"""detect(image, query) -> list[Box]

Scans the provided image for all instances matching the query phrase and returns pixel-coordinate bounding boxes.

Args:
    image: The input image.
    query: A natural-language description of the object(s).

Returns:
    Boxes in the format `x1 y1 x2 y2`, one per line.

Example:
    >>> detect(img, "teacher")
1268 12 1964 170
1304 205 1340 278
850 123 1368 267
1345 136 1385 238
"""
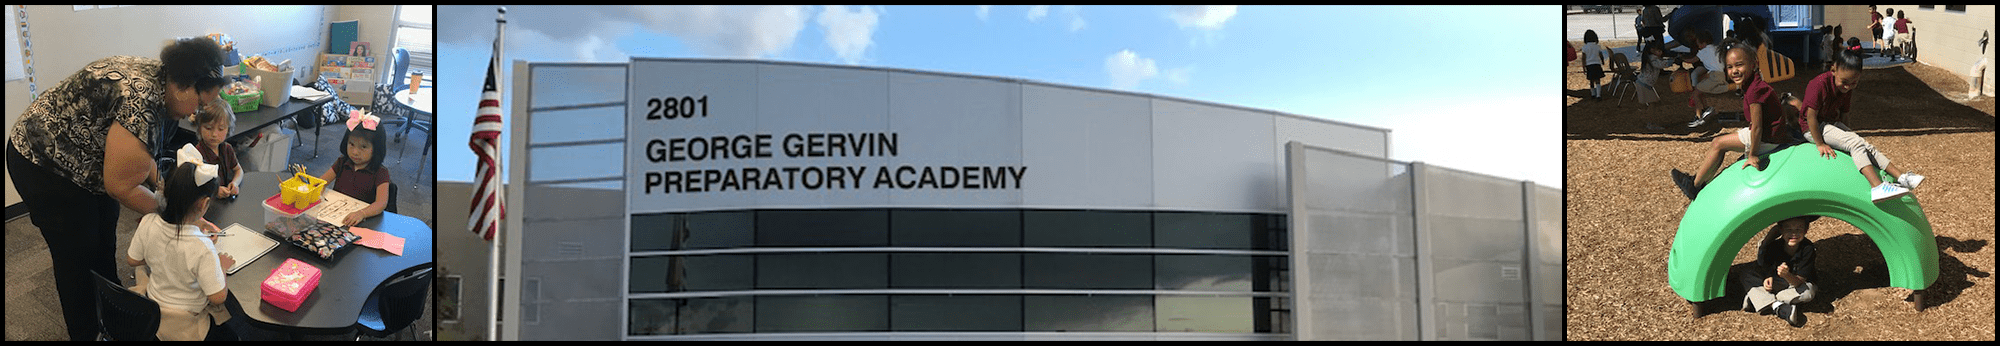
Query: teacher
5 37 228 340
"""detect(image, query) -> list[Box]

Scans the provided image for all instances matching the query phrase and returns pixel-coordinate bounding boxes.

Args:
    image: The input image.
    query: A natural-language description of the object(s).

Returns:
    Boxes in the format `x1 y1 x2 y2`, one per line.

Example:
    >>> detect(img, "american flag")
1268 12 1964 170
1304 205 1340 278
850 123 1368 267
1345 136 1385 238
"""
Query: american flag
469 37 505 241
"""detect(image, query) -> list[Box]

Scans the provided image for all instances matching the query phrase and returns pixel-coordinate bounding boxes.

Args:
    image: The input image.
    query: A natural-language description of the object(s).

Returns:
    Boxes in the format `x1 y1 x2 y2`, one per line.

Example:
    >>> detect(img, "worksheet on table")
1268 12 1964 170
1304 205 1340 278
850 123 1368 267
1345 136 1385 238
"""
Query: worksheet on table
305 190 369 226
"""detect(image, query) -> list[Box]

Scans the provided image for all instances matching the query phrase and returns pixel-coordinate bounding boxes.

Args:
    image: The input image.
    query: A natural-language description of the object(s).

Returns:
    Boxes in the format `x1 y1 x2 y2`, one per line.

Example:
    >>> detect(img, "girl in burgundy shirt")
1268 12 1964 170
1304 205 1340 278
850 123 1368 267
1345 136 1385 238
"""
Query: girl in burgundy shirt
317 112 392 225
1673 38 1801 200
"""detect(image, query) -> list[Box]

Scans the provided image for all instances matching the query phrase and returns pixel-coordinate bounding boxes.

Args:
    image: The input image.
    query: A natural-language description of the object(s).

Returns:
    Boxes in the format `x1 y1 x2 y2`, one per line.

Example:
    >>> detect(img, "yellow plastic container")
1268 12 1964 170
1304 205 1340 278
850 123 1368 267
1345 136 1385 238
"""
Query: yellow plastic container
279 172 325 209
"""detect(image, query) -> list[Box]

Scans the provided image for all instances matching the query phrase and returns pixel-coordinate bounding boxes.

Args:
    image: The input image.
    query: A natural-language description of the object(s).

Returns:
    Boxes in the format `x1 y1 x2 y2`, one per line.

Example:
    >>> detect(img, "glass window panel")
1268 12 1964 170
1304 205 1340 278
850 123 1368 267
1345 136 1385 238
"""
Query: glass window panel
1154 212 1258 250
1156 296 1253 333
890 253 1021 289
757 253 887 289
757 209 888 247
891 209 1021 247
1023 254 1151 289
682 211 755 250
630 255 752 293
1155 254 1254 292
630 213 673 252
891 295 1023 332
755 295 888 332
528 143 623 183
1023 210 1150 247
1024 295 1154 332
677 296 754 334
628 299 677 336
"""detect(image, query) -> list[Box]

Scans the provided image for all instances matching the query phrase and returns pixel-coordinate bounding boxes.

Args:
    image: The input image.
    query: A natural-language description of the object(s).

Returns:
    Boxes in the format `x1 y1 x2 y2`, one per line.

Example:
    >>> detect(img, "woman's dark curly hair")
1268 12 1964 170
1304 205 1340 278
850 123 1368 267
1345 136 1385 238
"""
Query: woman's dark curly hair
159 37 229 92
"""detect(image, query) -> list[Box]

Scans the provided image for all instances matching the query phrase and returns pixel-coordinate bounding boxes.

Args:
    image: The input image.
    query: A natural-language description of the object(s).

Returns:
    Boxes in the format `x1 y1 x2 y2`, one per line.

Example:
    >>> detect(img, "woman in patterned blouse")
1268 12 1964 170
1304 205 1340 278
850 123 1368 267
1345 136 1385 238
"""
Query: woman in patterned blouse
5 37 229 340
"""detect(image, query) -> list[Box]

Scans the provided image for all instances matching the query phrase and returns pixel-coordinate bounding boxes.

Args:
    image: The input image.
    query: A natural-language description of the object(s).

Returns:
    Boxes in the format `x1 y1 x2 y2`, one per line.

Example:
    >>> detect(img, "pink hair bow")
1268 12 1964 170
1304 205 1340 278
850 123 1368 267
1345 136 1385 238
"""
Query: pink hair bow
346 110 379 131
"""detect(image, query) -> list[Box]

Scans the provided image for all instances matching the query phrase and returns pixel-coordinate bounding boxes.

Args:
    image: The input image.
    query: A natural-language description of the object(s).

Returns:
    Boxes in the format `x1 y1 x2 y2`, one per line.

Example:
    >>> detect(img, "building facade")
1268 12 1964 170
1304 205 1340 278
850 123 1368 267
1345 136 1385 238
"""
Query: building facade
479 58 1558 340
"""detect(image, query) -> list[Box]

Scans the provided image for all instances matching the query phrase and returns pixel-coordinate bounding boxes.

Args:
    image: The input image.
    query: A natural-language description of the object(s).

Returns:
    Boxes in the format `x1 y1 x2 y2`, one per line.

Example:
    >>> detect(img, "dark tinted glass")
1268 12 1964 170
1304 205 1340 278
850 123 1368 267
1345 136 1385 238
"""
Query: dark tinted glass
631 211 755 251
630 255 753 293
757 209 888 247
1023 253 1152 289
755 295 888 332
677 296 754 334
890 295 1024 332
630 213 675 252
1155 254 1256 292
1154 212 1275 250
1023 295 1154 332
890 253 1021 288
891 209 1021 246
1023 210 1150 247
756 253 888 289
628 299 677 336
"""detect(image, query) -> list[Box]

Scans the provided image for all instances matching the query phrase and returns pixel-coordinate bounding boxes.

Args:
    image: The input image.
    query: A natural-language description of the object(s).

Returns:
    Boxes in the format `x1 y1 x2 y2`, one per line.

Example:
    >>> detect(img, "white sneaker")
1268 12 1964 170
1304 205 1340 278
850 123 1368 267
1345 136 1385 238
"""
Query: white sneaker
1871 183 1911 202
1897 172 1925 190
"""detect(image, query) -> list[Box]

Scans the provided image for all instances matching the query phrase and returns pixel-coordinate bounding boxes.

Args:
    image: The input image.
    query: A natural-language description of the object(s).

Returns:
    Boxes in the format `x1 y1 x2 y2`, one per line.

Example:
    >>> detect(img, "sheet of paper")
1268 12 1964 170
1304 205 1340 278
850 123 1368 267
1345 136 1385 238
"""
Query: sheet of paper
213 223 279 274
346 226 405 256
305 189 369 226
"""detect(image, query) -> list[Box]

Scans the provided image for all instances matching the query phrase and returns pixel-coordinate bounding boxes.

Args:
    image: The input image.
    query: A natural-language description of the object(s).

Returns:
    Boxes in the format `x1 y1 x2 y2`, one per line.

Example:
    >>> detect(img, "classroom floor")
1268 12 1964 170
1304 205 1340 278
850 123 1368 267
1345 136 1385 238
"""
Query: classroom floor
5 114 435 341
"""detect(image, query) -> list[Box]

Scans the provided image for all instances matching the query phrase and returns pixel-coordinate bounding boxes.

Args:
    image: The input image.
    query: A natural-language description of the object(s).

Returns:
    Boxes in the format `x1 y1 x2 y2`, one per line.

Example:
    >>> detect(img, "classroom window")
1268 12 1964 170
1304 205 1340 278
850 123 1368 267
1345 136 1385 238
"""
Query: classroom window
392 5 433 76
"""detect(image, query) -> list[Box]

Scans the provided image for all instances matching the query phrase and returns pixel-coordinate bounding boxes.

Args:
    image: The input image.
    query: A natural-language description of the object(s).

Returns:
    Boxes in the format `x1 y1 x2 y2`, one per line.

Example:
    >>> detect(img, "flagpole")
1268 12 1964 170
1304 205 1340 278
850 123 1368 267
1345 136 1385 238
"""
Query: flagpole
488 5 507 342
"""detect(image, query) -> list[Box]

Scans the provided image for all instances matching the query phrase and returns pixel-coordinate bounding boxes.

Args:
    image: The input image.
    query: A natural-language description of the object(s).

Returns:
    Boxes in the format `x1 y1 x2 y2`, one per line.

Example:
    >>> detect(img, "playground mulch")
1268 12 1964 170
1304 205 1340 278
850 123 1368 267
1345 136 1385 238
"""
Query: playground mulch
1565 40 1996 340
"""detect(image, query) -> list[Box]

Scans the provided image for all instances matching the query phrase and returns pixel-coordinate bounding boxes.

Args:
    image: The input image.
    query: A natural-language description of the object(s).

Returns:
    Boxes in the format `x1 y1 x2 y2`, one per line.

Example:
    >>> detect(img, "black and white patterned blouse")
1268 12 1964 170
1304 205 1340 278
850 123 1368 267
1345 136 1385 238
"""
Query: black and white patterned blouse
8 56 167 195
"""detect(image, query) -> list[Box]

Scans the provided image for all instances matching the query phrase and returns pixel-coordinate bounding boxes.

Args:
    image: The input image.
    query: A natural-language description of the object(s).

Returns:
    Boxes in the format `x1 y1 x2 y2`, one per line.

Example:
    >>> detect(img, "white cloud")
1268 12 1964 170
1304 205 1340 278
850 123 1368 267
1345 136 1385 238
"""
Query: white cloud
1105 49 1159 90
497 5 809 61
1169 5 1237 30
1163 66 1193 87
1062 6 1086 32
1169 5 1236 46
975 5 991 22
1026 5 1049 22
817 5 881 65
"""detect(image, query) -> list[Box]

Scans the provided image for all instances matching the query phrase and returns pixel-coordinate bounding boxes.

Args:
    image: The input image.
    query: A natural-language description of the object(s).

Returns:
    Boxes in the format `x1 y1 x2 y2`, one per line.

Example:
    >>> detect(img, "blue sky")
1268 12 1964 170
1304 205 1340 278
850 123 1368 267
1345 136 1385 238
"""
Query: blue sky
435 5 1559 187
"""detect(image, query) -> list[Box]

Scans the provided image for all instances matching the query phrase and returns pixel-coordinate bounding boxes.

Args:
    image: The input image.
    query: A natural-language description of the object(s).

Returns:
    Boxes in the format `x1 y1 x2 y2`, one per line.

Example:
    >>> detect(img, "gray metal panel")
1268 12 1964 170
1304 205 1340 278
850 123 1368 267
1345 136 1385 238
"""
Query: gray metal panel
1019 84 1154 209
625 60 761 213
517 63 629 340
1153 99 1279 213
1274 115 1389 161
751 63 893 209
885 71 1024 206
1527 184 1561 340
1417 166 1528 341
1287 142 1418 341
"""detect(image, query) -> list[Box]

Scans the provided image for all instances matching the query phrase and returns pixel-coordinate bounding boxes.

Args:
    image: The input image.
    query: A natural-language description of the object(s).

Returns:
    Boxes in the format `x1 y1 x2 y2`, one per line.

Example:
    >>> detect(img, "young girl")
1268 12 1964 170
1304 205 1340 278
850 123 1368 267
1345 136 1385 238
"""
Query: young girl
1672 38 1799 200
1580 30 1609 101
1788 49 1925 202
318 111 392 226
124 160 235 340
193 98 242 198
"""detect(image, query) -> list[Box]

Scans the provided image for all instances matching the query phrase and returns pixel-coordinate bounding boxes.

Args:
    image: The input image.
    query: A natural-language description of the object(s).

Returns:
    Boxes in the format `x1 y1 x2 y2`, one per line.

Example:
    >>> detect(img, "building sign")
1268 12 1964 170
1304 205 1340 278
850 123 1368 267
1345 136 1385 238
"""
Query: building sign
627 60 1030 213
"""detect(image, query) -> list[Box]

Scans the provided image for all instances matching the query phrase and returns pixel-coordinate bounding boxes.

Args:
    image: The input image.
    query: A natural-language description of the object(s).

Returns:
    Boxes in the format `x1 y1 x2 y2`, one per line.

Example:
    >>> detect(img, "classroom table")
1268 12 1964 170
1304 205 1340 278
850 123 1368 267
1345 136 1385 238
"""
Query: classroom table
208 173 432 336
227 95 335 145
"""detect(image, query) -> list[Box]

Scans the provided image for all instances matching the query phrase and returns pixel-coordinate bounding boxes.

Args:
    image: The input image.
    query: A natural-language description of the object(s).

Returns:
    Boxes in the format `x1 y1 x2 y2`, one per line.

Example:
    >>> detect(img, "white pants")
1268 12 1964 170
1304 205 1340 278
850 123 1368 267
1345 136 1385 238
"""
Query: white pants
1804 122 1894 173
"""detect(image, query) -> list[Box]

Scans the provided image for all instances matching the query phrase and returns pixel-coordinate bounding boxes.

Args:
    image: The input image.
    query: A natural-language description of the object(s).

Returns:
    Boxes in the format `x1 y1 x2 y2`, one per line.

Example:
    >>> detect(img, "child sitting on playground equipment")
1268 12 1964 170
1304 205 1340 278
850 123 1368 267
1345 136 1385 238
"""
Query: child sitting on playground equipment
1671 37 1801 200
1788 49 1925 202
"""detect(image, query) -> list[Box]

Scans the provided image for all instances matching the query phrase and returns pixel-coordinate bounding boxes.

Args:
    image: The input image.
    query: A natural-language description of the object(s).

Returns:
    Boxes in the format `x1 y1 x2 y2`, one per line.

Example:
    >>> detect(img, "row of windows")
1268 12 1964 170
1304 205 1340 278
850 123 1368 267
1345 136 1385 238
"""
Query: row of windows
631 253 1286 292
629 295 1289 335
631 209 1288 251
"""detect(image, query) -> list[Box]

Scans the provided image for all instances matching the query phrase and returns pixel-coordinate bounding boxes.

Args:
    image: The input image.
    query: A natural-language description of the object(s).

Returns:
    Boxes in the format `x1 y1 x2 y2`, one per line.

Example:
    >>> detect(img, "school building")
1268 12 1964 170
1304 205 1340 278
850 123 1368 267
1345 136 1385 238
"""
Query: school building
436 58 1559 340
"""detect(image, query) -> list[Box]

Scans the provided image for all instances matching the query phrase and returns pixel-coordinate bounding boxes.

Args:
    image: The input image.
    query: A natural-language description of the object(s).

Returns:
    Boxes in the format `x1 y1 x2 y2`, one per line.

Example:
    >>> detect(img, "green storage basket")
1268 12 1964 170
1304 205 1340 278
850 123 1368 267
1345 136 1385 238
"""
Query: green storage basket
223 90 263 112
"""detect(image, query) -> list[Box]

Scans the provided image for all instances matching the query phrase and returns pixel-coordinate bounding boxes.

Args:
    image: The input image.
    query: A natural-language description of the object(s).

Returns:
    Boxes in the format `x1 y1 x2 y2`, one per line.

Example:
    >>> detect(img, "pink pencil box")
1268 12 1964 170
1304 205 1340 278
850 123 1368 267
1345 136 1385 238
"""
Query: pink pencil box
260 258 322 312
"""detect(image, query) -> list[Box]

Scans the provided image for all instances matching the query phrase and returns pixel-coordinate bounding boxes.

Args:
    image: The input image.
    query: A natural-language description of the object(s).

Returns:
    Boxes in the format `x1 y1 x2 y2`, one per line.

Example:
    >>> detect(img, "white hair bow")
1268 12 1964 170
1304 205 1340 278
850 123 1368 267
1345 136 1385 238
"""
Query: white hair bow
175 144 220 186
